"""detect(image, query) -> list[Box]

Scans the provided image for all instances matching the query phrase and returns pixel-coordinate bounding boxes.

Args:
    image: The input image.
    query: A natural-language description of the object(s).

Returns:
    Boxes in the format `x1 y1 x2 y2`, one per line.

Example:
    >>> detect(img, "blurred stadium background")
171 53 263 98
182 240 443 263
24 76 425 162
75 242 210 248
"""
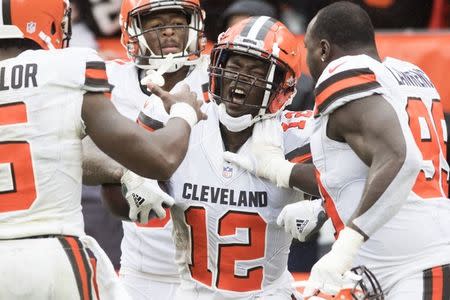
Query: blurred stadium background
75 0 450 282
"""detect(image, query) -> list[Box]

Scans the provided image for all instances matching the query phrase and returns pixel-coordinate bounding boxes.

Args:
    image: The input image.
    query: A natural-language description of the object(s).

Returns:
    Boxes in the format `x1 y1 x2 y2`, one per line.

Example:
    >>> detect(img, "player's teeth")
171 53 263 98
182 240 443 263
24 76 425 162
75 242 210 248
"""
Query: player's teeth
234 89 245 95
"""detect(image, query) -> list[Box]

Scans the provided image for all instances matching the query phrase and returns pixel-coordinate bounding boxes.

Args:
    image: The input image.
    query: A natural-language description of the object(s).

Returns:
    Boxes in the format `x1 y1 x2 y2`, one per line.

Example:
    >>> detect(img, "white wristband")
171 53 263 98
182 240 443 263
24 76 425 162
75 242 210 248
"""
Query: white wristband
275 160 295 188
168 102 198 129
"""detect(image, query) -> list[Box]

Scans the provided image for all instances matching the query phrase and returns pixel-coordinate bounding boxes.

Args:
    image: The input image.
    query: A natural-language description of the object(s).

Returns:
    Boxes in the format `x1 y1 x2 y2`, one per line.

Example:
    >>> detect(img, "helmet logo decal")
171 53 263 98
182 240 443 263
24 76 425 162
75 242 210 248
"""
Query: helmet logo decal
26 22 36 34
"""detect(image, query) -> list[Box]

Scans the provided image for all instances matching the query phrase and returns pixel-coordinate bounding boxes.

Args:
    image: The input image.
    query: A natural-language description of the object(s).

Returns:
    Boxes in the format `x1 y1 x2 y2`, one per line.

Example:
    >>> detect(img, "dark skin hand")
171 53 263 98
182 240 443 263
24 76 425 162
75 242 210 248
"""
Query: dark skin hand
101 184 129 220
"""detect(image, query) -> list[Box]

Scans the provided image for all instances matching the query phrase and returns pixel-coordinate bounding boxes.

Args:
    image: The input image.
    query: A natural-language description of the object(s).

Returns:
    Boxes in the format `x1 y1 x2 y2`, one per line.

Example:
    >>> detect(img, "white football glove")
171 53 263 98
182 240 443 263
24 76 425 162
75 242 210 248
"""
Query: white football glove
223 118 294 188
303 227 364 297
120 170 175 224
276 199 327 242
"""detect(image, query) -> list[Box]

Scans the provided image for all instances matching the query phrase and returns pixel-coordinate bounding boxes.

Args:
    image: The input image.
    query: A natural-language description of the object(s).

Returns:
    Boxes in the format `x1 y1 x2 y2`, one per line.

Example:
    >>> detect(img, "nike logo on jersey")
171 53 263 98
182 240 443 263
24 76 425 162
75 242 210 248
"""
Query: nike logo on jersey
328 61 346 74
182 183 268 208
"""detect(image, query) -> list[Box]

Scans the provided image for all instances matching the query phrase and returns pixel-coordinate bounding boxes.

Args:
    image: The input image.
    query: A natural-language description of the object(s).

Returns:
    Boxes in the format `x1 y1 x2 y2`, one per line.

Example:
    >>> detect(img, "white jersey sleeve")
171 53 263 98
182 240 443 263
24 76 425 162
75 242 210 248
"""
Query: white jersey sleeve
313 55 388 117
106 60 148 120
279 110 315 163
46 47 112 93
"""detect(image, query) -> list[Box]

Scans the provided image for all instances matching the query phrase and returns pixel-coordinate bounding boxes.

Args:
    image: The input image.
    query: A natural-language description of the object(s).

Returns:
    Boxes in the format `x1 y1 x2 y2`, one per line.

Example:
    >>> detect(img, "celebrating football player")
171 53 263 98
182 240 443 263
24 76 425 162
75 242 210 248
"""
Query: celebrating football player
111 16 318 299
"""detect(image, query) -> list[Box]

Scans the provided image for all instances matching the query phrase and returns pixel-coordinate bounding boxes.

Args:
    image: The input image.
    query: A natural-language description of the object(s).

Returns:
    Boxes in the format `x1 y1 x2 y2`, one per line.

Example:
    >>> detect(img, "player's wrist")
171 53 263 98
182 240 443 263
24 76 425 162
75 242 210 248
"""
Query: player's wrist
120 169 144 190
168 102 198 129
112 167 126 183
332 227 364 260
275 160 295 188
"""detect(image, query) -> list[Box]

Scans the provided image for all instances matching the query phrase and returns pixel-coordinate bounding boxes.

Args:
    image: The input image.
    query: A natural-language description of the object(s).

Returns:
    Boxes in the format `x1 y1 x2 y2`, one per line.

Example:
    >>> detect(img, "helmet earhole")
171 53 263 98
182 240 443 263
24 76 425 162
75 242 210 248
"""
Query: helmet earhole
51 22 56 35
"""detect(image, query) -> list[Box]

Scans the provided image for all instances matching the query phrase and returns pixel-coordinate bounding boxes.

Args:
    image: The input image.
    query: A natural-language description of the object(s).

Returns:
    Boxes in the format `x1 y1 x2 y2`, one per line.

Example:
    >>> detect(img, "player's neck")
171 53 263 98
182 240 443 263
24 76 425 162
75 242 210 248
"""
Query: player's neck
162 65 190 91
220 124 253 153
0 48 26 61
333 47 381 62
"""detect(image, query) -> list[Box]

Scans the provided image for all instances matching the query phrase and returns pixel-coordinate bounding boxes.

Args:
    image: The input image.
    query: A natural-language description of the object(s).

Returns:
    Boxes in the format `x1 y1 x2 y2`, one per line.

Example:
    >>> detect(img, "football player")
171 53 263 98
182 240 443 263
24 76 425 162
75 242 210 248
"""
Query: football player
0 0 205 299
81 1 209 299
119 16 318 299
225 2 450 299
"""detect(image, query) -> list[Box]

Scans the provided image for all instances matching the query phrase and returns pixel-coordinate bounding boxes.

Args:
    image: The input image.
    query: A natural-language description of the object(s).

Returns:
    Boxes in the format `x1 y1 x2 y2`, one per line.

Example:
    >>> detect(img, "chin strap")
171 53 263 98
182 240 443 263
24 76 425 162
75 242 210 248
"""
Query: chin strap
217 103 254 132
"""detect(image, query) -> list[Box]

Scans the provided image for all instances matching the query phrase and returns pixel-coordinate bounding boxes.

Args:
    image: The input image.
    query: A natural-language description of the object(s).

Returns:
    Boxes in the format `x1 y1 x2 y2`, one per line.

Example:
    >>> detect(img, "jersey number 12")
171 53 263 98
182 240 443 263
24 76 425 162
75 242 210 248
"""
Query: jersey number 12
185 207 267 292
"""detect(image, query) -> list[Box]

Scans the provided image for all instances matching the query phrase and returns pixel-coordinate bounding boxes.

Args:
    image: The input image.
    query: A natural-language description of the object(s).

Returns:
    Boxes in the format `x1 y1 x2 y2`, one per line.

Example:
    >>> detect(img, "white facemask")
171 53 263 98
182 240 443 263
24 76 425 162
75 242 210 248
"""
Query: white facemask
217 103 253 132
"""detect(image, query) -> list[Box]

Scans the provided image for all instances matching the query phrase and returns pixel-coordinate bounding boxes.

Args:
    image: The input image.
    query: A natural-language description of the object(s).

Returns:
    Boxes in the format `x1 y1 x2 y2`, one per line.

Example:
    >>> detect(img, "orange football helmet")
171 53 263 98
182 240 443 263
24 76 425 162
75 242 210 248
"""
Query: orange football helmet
120 0 204 69
209 16 301 121
0 0 71 49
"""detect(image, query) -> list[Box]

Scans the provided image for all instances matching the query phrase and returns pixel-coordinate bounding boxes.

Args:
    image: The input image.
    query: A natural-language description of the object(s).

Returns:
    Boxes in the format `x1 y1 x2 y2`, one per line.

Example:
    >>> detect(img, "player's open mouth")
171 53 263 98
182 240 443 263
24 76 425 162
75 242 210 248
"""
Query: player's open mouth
230 87 247 104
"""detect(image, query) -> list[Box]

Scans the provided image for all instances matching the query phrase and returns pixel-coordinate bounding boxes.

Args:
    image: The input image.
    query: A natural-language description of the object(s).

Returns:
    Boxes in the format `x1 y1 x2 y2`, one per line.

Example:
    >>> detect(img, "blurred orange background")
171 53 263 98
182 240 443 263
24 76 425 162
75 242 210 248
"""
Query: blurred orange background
98 32 450 112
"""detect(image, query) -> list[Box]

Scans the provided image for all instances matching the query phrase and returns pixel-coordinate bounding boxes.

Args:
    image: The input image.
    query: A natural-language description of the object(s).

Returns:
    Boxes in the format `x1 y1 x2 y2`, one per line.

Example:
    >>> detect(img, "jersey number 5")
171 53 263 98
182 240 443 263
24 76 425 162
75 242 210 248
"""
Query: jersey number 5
406 97 448 198
0 102 36 212
185 207 267 292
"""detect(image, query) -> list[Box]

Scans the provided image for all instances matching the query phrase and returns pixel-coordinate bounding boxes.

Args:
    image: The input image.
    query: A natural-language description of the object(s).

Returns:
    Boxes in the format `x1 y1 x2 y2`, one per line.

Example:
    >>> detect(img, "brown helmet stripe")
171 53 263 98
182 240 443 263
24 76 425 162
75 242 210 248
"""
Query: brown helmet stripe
255 17 277 41
2 0 12 25
239 17 256 37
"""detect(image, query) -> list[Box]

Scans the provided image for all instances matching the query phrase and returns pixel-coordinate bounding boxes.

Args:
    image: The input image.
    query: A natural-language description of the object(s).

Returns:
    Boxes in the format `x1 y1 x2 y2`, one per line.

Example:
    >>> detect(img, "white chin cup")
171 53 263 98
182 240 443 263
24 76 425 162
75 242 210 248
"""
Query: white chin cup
144 52 188 73
140 53 176 87
218 103 253 132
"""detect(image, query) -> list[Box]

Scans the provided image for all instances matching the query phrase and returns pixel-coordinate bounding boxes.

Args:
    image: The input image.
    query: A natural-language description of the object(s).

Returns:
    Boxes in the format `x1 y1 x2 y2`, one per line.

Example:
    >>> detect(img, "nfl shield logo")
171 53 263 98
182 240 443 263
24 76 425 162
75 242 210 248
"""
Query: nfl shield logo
26 22 36 34
222 165 233 178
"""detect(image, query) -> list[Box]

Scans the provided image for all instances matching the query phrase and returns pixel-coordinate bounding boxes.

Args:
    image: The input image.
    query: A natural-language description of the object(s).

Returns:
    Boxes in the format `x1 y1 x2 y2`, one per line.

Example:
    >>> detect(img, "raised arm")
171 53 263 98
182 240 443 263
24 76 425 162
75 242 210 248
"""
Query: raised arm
81 84 206 181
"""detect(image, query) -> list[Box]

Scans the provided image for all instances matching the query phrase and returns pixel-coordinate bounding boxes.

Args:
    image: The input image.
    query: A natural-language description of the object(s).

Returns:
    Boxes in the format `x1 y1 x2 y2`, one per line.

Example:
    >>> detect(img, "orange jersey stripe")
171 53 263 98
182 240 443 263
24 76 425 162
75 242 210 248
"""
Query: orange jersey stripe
0 102 27 125
290 153 312 163
431 266 443 300
85 68 108 81
315 169 344 238
203 91 210 102
65 237 92 300
137 119 155 132
103 92 112 99
316 73 377 107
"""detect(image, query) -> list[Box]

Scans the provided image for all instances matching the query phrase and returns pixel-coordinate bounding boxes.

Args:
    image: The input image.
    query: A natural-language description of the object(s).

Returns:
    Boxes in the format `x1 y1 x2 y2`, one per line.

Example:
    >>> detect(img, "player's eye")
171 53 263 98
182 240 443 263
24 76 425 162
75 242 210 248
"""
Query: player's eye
150 23 163 29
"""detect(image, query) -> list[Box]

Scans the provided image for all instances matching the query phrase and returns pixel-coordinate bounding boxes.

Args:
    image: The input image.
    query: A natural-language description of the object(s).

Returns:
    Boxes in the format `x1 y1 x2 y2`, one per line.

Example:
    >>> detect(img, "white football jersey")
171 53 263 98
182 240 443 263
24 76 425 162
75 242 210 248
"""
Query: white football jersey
311 54 450 292
140 100 315 299
115 57 210 280
106 60 148 120
0 47 111 239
